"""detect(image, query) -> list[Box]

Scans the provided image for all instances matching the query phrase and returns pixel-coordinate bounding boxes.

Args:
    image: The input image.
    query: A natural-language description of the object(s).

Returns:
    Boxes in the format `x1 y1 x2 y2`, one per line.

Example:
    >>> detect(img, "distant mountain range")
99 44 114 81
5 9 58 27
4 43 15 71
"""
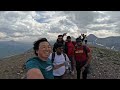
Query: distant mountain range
0 40 32 59
0 34 119 59
50 34 120 51
87 34 120 51
1 43 120 79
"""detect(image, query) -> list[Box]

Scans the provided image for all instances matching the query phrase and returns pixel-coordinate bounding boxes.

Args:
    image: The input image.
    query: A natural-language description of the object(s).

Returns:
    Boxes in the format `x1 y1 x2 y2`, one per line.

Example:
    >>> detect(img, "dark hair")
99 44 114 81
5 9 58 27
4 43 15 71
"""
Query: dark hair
55 43 63 49
56 35 64 44
33 38 49 56
76 38 82 42
58 35 63 37
67 36 71 39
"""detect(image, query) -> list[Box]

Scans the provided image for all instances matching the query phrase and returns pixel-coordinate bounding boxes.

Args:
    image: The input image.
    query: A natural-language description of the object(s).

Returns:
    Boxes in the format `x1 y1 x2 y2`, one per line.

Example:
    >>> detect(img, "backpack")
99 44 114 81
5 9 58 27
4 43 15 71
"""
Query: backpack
83 45 88 58
51 52 66 63
51 52 71 72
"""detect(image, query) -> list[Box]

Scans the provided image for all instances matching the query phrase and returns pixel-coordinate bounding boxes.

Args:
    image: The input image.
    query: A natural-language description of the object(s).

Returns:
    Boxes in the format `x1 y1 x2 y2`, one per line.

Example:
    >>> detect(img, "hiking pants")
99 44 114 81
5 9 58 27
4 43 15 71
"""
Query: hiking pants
68 56 74 71
76 60 89 79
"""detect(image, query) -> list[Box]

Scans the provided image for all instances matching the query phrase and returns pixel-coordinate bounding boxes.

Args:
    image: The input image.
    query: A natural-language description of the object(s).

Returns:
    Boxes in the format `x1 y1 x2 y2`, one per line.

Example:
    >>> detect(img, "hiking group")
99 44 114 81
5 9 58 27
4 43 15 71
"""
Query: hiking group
25 33 92 79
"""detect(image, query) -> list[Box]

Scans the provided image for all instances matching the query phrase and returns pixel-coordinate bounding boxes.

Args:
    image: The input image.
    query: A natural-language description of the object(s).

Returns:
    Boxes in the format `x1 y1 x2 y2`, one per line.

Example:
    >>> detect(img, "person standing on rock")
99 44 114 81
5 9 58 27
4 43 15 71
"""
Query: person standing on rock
73 38 91 79
25 38 54 79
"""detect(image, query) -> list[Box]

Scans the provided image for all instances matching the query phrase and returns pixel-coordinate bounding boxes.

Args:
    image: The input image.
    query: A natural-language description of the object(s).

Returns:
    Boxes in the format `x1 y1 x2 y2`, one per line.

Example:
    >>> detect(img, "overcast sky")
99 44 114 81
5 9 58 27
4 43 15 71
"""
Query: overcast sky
0 11 120 43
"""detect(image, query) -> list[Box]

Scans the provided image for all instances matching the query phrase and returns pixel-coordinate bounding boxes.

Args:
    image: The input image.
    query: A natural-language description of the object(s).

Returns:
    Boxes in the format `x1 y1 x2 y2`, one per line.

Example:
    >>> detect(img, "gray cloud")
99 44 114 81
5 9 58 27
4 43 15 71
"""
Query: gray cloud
0 11 120 42
64 11 99 28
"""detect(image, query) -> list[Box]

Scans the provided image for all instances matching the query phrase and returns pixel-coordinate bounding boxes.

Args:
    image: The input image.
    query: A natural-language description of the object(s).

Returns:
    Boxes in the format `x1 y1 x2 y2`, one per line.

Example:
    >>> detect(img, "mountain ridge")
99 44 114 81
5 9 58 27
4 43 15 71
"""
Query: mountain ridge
0 40 32 59
87 34 120 51
0 45 120 79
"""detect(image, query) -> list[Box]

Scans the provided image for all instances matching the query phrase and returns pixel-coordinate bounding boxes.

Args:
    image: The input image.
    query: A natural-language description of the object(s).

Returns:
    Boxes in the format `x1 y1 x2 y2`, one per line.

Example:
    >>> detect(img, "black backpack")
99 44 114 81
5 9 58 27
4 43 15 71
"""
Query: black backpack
51 52 66 63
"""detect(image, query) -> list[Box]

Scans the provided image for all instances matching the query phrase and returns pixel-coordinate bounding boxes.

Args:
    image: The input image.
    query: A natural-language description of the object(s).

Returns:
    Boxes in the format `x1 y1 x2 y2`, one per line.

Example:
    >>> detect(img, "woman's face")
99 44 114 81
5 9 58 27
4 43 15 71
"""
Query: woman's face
36 41 52 61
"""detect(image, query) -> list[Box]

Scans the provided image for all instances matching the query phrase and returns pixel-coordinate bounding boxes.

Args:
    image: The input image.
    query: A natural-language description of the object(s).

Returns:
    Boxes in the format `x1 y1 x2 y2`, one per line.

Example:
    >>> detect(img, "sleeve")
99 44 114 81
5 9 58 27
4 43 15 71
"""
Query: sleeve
53 43 56 52
72 41 76 46
25 60 39 71
87 47 91 53
65 54 70 62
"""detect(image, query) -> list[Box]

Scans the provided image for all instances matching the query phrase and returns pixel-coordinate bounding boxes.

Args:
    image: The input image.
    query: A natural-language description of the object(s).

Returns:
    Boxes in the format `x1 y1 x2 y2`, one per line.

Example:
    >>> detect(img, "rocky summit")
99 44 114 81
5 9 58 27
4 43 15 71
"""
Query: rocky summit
0 46 120 79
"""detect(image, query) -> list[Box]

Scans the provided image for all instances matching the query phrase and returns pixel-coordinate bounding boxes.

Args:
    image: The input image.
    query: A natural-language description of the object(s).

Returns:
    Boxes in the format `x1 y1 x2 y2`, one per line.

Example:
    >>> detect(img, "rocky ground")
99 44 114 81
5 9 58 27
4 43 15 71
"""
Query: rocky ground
0 46 120 79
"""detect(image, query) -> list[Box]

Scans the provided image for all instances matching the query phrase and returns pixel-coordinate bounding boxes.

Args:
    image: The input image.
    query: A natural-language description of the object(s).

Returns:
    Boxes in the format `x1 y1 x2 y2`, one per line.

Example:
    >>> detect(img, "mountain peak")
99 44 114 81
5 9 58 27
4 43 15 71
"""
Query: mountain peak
87 34 98 42
87 34 97 38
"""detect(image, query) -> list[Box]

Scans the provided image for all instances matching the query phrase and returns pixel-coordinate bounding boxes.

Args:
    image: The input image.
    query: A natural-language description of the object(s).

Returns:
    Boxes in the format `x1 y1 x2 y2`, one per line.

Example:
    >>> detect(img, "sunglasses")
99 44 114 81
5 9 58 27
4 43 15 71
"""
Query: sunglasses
58 47 63 50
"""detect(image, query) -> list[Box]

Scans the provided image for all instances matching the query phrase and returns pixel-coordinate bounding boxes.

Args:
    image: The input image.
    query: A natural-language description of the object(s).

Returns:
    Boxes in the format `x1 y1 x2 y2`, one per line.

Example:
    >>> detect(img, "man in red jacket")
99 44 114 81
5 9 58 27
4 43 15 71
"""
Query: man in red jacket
73 38 92 79
65 36 75 74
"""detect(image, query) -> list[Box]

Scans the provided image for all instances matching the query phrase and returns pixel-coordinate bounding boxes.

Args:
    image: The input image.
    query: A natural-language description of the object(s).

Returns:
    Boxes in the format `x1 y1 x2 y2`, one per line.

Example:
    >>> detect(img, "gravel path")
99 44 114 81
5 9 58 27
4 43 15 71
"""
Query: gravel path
0 47 120 79
63 47 120 79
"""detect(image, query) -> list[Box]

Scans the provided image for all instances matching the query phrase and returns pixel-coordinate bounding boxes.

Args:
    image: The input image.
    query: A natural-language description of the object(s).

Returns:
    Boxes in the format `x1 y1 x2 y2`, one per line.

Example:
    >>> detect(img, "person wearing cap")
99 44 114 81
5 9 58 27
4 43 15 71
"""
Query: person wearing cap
73 38 92 79
25 38 54 79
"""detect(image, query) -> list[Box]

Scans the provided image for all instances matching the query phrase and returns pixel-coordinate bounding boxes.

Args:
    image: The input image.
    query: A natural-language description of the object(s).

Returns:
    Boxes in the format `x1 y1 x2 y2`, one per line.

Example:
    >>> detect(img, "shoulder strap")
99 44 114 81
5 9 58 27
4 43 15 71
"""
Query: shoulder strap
52 52 66 62
63 53 66 61
51 52 55 63
74 45 77 54
83 45 88 58
64 42 68 54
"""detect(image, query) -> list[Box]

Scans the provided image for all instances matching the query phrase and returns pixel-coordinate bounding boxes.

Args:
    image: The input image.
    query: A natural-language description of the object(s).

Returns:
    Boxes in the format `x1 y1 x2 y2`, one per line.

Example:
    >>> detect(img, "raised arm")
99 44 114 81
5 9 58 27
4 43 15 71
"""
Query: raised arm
62 33 67 38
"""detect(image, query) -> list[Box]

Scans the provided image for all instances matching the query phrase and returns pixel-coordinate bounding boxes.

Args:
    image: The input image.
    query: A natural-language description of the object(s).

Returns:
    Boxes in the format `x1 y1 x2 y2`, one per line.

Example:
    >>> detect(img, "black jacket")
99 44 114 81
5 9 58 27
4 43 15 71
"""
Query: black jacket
53 39 65 52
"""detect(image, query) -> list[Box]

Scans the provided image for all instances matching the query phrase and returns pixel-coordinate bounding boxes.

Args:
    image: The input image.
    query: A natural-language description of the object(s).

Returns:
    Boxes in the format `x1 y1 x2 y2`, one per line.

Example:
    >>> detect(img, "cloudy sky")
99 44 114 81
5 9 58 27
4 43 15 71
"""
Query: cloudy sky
0 11 120 43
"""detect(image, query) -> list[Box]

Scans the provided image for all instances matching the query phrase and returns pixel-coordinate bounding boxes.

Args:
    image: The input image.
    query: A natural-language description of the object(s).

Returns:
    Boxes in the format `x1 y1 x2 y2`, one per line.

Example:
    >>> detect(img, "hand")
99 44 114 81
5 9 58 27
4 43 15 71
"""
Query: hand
63 33 67 36
81 66 85 72
53 63 65 70
84 64 88 68
53 65 60 70
65 61 71 66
